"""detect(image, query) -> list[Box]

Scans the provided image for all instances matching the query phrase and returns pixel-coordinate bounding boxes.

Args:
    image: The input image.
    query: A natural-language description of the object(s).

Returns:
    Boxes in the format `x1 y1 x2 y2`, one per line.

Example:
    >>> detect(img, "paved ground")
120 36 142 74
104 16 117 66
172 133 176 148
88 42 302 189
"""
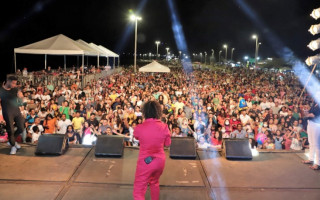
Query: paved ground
0 143 319 200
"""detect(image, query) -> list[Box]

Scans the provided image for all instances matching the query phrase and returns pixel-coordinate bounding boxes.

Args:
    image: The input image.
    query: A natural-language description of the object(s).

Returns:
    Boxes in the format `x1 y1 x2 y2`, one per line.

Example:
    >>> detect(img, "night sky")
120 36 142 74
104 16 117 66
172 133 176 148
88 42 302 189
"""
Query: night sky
0 0 319 80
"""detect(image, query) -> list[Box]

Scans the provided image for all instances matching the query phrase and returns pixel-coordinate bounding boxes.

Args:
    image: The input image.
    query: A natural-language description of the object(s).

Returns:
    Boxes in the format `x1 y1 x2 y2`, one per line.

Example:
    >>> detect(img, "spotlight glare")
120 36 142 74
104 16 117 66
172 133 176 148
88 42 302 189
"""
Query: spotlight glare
130 15 142 21
311 8 320 20
305 54 320 66
307 38 320 51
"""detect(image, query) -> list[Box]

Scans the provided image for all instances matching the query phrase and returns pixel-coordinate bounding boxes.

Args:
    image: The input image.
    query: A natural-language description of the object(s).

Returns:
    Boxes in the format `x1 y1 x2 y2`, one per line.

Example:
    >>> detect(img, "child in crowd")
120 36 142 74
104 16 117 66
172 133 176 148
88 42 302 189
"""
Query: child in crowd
31 126 41 144
263 137 275 149
274 130 284 150
197 136 212 149
210 131 222 148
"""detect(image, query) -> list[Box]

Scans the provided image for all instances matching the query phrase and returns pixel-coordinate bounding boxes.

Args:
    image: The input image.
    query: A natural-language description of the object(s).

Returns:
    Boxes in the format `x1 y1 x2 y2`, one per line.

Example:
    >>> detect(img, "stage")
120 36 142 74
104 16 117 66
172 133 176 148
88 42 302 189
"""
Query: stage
0 143 319 200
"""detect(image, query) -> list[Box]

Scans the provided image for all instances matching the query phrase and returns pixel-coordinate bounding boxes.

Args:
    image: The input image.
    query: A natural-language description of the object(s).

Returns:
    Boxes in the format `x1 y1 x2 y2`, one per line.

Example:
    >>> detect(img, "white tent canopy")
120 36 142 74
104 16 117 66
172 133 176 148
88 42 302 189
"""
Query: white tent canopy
77 39 108 67
89 43 119 68
77 39 107 57
13 34 120 72
139 61 170 73
98 45 119 57
98 45 119 68
14 34 98 72
14 34 96 55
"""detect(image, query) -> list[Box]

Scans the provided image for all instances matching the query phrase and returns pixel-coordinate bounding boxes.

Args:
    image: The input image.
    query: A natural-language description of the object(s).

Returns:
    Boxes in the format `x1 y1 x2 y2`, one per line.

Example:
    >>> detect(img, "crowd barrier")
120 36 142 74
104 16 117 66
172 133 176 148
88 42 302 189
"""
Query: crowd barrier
7 67 123 89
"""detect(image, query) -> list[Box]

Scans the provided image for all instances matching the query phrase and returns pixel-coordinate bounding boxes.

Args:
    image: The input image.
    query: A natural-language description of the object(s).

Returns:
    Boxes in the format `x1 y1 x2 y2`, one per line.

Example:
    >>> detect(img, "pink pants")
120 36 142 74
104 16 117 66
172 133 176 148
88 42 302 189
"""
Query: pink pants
133 157 165 200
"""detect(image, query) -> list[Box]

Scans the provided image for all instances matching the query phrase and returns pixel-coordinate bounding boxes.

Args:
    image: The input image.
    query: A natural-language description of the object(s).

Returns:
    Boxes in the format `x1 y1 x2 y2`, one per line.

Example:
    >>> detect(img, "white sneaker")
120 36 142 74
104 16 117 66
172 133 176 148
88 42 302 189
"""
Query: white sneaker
10 146 17 155
7 142 21 149
15 142 21 149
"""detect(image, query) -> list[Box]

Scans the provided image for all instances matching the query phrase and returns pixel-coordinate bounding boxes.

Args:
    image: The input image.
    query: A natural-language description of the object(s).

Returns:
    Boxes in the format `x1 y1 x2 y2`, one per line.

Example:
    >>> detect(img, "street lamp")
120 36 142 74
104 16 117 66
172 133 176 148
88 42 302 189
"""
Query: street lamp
231 48 235 61
179 51 182 60
204 52 207 64
252 34 259 67
155 41 160 59
219 50 222 63
223 44 228 62
166 47 169 60
211 49 214 65
257 43 261 62
130 14 142 73
200 52 203 63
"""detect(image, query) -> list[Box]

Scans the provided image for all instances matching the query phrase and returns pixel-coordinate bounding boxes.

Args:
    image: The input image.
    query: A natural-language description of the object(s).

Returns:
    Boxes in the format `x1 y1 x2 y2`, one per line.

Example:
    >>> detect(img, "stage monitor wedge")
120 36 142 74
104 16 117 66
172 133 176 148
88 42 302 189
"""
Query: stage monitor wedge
223 138 252 160
35 134 67 155
95 135 124 157
170 137 196 159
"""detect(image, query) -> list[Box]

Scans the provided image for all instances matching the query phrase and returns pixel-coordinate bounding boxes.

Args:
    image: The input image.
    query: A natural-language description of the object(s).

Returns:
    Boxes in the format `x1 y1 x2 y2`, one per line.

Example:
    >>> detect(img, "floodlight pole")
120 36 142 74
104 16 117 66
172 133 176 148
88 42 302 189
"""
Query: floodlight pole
134 19 137 73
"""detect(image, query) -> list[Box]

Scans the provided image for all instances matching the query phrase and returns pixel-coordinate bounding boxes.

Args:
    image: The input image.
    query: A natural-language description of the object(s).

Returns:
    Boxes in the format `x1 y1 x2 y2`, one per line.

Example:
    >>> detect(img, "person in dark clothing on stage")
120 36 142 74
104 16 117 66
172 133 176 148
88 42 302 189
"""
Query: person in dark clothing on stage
302 96 320 170
0 76 25 154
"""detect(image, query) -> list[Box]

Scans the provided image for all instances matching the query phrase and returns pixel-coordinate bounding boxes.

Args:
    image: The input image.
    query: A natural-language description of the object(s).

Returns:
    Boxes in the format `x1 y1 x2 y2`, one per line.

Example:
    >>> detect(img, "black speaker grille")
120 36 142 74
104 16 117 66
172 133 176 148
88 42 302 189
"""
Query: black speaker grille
95 135 124 157
224 139 252 160
35 134 66 155
170 137 196 159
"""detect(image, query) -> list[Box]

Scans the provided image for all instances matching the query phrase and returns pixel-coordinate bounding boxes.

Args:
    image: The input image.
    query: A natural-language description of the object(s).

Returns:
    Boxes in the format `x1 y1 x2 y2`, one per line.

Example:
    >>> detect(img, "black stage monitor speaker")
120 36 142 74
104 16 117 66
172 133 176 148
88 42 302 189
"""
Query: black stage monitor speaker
170 137 196 159
95 135 124 157
35 134 67 155
223 138 252 160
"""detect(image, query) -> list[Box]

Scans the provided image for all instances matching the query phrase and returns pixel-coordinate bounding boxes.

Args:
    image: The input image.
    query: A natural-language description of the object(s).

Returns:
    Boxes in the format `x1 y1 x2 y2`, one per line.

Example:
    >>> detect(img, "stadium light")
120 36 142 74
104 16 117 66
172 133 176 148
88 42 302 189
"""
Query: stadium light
309 24 320 35
252 34 259 67
306 54 320 66
130 14 142 73
223 44 228 61
311 8 320 20
155 41 160 58
306 8 320 66
308 38 320 51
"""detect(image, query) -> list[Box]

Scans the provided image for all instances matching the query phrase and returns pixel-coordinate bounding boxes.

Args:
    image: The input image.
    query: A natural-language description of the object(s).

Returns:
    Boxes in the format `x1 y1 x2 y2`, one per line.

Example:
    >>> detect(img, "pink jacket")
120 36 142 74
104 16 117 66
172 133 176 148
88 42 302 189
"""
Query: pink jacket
134 118 171 159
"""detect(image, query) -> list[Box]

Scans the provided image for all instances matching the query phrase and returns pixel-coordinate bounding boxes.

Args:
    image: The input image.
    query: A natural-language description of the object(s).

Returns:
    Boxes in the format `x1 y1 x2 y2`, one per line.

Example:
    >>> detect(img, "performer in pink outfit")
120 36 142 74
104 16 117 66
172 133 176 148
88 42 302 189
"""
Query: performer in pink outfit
133 100 171 200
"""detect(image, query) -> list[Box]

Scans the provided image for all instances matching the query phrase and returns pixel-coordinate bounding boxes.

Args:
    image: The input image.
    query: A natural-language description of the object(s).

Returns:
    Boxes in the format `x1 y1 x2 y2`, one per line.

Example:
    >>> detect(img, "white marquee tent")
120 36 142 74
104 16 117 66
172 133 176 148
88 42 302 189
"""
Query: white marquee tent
14 34 99 72
139 61 170 73
76 39 107 67
14 34 120 72
98 45 119 68
89 43 119 68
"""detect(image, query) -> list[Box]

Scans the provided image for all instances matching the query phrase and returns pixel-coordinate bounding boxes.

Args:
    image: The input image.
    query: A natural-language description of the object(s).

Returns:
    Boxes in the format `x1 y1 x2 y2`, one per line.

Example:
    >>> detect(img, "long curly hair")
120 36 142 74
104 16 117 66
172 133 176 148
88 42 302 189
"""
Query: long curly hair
142 100 162 119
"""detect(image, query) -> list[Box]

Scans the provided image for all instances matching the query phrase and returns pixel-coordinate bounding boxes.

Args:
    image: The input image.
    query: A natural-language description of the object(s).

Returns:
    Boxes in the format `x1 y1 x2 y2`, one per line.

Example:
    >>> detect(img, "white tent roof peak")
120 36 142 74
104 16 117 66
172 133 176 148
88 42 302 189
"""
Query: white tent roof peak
139 61 170 73
88 43 118 57
77 39 107 57
98 45 119 57
14 34 97 55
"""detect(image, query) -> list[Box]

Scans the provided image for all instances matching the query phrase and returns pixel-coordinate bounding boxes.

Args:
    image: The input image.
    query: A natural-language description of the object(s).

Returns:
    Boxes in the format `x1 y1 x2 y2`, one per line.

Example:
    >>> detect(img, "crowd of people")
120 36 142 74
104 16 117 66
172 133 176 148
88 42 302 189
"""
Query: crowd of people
0 65 314 151
13 65 113 89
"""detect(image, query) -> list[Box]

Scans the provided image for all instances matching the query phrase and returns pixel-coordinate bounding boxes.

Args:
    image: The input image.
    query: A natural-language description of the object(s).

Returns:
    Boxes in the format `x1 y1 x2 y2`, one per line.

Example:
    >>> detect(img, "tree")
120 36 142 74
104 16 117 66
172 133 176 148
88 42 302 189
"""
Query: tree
260 58 291 69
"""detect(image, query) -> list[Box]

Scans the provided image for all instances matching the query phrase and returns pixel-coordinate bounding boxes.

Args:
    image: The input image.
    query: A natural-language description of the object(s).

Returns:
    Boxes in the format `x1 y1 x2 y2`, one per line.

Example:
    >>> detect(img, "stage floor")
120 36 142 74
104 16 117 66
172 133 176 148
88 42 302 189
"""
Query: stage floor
0 143 319 200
